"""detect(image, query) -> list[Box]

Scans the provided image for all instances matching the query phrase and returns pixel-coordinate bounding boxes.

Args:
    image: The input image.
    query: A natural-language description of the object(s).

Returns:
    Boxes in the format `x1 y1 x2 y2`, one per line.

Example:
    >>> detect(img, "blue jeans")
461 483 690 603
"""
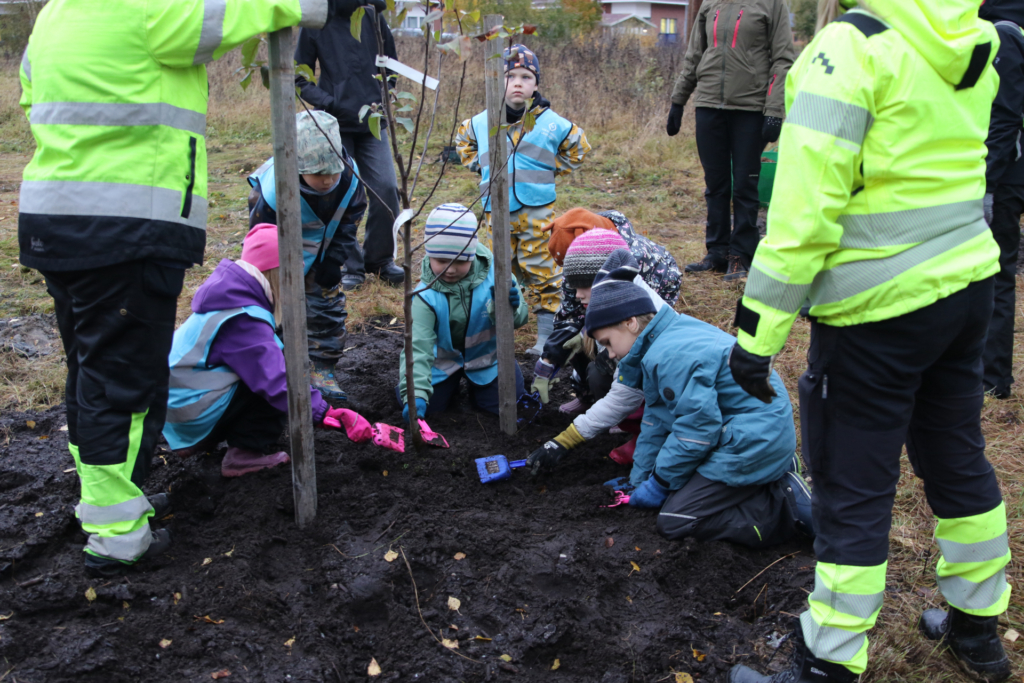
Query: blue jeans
396 363 526 416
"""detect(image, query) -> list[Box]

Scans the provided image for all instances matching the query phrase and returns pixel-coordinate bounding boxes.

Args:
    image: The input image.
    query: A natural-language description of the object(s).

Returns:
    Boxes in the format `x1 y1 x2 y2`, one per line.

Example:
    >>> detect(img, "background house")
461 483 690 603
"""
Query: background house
601 0 695 43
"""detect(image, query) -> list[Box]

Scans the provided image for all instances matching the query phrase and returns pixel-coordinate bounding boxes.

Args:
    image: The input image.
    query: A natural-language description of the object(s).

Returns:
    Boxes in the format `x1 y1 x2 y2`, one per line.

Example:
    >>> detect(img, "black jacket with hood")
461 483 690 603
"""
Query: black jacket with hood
294 0 397 135
981 0 1024 188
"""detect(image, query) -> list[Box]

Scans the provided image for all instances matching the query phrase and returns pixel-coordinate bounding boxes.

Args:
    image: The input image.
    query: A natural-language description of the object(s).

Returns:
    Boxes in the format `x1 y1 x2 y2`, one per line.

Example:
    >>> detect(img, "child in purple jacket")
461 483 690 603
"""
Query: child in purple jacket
163 223 371 477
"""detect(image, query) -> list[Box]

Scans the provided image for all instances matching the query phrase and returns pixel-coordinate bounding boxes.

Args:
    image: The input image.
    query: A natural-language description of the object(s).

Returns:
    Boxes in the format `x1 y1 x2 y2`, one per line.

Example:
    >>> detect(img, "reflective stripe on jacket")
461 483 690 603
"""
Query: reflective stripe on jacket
163 305 283 449
738 6 1001 356
248 158 359 274
17 0 326 271
472 109 573 212
418 267 499 386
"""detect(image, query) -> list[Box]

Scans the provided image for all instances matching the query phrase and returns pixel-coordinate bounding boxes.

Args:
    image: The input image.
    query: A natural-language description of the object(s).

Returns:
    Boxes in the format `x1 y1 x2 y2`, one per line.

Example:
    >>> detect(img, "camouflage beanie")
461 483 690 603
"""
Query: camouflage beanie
296 110 345 175
503 44 540 84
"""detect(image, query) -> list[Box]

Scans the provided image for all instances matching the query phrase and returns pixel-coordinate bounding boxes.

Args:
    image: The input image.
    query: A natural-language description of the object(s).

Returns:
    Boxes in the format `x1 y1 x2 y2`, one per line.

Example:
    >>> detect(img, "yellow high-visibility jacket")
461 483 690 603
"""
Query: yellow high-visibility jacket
18 0 326 271
737 1 1001 357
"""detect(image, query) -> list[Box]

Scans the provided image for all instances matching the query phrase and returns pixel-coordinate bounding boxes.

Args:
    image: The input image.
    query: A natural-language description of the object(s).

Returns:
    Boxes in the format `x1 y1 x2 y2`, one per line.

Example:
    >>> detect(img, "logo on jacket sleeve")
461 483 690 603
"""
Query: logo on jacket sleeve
811 52 835 75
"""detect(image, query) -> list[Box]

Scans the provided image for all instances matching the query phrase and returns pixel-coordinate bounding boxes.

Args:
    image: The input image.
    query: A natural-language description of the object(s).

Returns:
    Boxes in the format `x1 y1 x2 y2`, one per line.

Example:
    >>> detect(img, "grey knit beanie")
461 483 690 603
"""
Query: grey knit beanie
584 250 657 336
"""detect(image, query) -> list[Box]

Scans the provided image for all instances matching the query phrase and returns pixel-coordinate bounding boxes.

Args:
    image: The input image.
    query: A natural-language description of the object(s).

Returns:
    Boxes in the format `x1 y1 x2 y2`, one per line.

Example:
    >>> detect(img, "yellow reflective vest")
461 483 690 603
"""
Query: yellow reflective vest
18 0 326 271
737 1 1001 357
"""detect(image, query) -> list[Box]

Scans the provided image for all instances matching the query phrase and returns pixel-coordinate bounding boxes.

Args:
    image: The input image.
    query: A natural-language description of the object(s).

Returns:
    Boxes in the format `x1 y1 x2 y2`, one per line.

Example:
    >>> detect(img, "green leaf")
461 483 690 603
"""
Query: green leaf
394 7 409 27
260 64 270 89
239 71 253 91
437 38 461 58
373 73 384 81
358 104 371 122
489 125 500 138
396 91 417 101
395 116 415 133
241 37 261 67
424 9 443 22
386 0 395 13
395 104 414 113
295 62 316 84
368 112 382 140
523 108 536 134
350 6 364 41
433 29 442 42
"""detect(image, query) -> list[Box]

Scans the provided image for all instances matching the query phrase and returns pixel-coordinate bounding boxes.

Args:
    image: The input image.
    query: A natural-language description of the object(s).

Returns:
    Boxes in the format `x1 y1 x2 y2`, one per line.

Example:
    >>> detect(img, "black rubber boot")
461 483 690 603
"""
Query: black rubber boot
684 254 728 273
729 637 859 683
83 529 172 578
919 607 1011 682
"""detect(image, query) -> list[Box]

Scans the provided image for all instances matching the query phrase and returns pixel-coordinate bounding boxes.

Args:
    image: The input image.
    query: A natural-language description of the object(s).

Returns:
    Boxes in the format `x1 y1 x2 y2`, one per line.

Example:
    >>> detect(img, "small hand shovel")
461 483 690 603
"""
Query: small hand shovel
475 455 528 484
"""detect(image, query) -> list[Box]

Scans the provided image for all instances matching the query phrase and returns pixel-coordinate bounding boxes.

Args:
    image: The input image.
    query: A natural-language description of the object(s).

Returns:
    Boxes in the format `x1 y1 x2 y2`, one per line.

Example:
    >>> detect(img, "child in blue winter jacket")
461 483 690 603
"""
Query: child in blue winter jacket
584 250 813 548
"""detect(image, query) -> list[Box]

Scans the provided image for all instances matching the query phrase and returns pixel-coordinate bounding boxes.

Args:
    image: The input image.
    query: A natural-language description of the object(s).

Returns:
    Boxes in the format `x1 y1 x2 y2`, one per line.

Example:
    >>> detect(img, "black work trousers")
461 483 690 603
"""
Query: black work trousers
657 473 797 548
799 278 1003 566
44 260 184 482
208 382 286 454
340 130 400 272
694 107 764 262
982 183 1024 397
568 353 615 402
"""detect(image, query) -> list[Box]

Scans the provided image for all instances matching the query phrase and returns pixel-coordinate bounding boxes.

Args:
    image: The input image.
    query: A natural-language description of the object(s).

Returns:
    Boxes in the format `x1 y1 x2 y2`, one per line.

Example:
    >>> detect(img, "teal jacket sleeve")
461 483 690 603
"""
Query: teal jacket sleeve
399 294 439 406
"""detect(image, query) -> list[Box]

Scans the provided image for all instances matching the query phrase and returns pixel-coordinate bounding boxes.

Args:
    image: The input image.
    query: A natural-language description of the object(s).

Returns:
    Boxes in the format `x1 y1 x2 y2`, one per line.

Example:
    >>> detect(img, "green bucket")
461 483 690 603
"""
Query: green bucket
758 147 778 208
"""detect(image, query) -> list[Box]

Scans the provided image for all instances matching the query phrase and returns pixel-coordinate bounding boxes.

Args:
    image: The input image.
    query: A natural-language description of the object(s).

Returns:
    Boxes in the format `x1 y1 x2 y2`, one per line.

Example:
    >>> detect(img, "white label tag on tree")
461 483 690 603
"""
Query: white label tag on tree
375 55 439 90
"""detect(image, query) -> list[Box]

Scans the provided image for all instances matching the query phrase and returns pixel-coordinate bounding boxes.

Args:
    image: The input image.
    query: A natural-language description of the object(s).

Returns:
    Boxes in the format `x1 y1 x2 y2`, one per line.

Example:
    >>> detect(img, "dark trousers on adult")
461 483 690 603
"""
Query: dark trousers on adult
305 269 347 363
982 183 1024 397
796 278 1009 671
340 130 400 274
44 260 183 560
694 107 764 262
657 472 797 548
207 382 286 454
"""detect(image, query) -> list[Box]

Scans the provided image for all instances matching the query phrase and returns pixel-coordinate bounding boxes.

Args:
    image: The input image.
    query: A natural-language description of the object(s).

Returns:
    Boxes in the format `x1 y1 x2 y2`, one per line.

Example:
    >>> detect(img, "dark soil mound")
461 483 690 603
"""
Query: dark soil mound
0 324 814 682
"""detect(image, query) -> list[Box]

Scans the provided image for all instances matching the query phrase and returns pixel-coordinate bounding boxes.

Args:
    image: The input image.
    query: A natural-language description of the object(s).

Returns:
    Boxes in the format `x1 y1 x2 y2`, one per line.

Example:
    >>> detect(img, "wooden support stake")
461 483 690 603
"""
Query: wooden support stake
483 15 517 436
268 28 317 527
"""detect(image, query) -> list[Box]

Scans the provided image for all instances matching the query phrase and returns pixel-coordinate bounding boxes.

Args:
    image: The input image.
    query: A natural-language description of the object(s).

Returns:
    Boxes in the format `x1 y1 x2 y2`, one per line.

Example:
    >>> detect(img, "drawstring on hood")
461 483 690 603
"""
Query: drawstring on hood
861 0 998 87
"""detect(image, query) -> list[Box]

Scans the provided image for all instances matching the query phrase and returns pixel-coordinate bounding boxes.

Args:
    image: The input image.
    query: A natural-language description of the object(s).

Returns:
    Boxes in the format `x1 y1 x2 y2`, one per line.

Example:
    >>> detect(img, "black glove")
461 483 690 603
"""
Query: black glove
666 103 684 137
527 440 569 476
728 343 777 404
542 325 581 367
314 256 343 290
762 116 783 144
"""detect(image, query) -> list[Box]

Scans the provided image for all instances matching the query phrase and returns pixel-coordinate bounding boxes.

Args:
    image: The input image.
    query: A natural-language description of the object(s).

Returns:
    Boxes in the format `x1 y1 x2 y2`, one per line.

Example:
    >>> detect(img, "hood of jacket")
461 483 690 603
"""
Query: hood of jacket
980 0 1024 26
420 242 493 296
863 0 1000 86
191 259 273 315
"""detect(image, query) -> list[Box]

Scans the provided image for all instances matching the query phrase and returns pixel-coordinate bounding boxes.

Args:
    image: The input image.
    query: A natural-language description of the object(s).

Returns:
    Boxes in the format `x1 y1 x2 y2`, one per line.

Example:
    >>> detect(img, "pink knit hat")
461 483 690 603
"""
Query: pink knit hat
562 228 628 289
241 223 280 272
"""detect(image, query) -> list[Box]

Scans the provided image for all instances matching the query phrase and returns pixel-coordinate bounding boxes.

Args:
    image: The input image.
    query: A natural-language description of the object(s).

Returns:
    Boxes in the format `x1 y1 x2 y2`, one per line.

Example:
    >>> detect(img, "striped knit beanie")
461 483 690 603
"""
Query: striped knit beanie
562 228 628 290
424 203 479 261
584 249 656 336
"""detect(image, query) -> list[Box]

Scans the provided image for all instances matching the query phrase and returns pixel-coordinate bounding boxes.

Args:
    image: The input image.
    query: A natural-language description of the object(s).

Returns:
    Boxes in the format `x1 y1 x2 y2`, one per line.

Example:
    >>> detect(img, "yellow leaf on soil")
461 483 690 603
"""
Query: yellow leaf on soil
202 557 212 566
26 420 35 429
223 546 234 557
63 467 76 473
675 674 694 683
454 552 466 560
198 615 225 624
551 658 561 670
284 637 295 647
0 612 13 621
441 638 459 650
383 470 389 477
691 647 706 662
630 561 641 572
474 635 492 641
447 596 461 611
389 318 398 325
625 596 632 604
34 512 43 517
159 638 172 649
211 669 231 679
1004 629 1019 643
384 550 399 562
635 546 640 551
499 654 512 662
173 592 181 605
368 657 382 676
85 587 97 602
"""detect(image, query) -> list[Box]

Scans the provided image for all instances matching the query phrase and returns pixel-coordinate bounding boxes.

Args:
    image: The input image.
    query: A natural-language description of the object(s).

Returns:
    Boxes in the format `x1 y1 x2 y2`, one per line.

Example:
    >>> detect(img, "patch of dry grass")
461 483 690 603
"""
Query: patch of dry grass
1 43 1023 681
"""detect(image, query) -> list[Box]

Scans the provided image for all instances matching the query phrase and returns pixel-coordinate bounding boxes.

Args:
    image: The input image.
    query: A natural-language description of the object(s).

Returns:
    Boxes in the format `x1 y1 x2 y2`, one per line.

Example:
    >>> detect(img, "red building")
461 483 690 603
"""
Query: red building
601 0 694 42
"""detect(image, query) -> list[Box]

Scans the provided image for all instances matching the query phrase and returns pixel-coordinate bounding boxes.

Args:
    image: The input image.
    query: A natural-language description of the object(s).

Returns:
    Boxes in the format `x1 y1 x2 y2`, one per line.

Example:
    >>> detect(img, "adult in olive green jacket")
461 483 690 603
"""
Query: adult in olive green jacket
667 0 796 283
18 0 327 577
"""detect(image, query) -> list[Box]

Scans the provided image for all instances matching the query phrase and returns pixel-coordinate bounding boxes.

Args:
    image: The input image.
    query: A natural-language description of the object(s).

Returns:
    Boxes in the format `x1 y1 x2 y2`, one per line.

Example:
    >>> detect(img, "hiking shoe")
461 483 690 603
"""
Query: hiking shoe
779 471 815 539
83 528 172 578
684 254 727 274
371 261 405 286
729 637 859 683
221 447 290 477
311 359 347 401
341 273 365 291
723 254 751 283
527 312 555 357
920 607 1011 682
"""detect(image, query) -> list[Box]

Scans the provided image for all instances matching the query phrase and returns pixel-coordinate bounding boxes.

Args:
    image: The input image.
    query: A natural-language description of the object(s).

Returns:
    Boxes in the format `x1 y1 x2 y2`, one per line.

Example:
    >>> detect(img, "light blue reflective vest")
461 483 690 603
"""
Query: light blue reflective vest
163 306 283 450
247 158 359 274
417 267 498 386
471 109 572 213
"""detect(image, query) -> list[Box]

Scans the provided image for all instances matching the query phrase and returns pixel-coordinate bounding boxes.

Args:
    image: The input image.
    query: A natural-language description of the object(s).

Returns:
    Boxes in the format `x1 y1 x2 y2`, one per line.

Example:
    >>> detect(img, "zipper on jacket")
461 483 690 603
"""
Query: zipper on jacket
731 9 743 48
767 74 776 97
713 8 720 48
182 136 197 219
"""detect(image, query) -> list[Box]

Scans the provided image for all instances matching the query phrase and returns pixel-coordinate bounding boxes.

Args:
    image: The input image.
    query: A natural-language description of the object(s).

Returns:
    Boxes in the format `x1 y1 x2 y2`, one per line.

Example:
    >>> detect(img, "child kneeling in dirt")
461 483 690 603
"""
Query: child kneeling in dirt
248 109 366 401
455 44 591 356
163 224 371 477
582 250 813 548
397 204 529 421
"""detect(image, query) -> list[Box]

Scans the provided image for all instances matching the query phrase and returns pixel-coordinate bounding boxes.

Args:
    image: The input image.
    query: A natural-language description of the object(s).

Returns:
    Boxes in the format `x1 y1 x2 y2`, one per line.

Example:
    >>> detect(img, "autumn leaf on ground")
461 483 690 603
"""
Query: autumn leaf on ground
0 612 13 621
26 420 35 429
691 647 706 662
453 552 466 560
211 669 231 680
368 657 382 676
675 674 694 683
629 561 641 575
551 658 561 670
223 546 234 558
499 654 512 662
474 635 492 641
34 512 43 517
441 638 459 650
197 615 225 624
447 596 461 612
384 549 398 562
202 557 213 566
159 639 172 649
284 637 296 647
173 592 181 605
1004 629 1019 643
85 587 97 602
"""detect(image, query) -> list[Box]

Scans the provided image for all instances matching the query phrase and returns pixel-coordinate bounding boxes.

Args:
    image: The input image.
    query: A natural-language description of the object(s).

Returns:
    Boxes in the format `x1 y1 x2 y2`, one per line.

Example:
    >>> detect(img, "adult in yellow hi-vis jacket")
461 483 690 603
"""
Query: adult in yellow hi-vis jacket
18 0 327 577
727 2 1011 682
